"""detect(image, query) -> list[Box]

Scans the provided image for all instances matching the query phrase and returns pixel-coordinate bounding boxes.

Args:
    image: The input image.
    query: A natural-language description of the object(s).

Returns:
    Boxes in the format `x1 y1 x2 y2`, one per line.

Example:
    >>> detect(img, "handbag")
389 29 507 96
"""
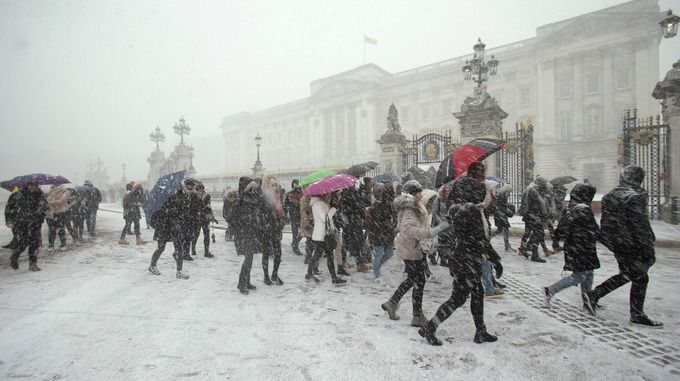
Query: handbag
323 215 337 249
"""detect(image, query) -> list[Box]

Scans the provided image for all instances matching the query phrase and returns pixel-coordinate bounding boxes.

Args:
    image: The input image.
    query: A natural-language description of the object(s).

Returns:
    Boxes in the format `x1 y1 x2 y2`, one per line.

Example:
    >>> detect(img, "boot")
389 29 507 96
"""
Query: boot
148 265 161 275
543 287 552 308
428 254 437 266
176 271 189 279
505 245 516 253
418 324 442 346
118 239 129 245
28 258 41 272
337 266 350 276
411 313 428 327
10 253 19 270
582 291 597 316
247 283 257 290
292 244 302 255
544 248 555 257
204 252 215 258
271 274 284 285
357 263 370 273
530 250 546 263
343 260 354 269
518 246 528 258
630 315 663 328
381 300 400 320
183 254 193 262
332 277 347 285
238 287 249 295
305 273 320 283
264 275 273 285
439 258 448 267
473 329 497 344
313 264 320 275
136 238 147 245
47 245 54 253
493 279 506 289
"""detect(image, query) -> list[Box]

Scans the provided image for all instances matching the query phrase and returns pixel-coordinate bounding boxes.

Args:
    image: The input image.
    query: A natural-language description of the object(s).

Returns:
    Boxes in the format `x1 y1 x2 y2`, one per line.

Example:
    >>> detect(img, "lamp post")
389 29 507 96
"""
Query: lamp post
462 38 499 90
149 126 165 150
660 9 679 39
173 116 191 144
252 133 264 176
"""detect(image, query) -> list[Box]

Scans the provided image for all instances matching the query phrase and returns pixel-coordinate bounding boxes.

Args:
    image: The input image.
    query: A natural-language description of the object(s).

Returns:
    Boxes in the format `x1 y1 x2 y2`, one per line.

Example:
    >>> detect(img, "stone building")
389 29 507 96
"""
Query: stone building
220 0 663 192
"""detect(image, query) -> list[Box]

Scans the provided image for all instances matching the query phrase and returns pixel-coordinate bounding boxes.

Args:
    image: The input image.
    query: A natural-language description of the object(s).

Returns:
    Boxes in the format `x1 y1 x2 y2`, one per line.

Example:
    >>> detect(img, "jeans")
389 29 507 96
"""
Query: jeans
86 209 98 235
120 218 140 240
481 260 495 294
546 270 593 297
372 245 394 278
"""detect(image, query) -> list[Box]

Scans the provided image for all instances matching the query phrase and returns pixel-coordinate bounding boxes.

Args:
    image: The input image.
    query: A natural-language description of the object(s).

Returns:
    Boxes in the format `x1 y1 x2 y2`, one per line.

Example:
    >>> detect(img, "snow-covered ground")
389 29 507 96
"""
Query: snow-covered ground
0 204 679 380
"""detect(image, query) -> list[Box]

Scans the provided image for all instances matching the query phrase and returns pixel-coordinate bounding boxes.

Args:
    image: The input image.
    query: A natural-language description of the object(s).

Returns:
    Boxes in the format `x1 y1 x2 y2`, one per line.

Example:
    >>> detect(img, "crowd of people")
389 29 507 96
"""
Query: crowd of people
2 163 664 346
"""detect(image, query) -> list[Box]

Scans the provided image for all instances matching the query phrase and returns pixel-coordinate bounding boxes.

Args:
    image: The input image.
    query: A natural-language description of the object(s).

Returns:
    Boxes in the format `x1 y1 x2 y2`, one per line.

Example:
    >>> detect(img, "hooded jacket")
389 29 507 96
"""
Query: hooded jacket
554 183 600 272
600 166 655 267
448 202 501 277
520 177 549 225
46 185 71 216
151 187 190 242
365 187 397 246
393 194 431 261
232 176 263 255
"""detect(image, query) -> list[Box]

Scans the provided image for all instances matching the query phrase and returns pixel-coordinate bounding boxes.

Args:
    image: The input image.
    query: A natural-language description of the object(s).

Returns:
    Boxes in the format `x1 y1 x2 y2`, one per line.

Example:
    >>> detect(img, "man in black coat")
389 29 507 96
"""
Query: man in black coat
233 176 262 294
148 184 191 279
3 189 20 250
518 176 550 263
119 183 146 245
82 180 102 238
192 183 216 258
543 183 599 308
184 178 202 260
9 182 48 271
584 166 662 327
284 179 303 255
340 185 369 272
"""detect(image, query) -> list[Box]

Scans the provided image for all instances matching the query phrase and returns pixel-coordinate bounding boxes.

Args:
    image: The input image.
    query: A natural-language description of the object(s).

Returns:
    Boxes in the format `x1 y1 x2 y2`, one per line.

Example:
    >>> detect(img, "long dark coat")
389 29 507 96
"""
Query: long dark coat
554 183 600 272
365 200 397 247
122 191 142 221
151 190 190 242
448 202 500 278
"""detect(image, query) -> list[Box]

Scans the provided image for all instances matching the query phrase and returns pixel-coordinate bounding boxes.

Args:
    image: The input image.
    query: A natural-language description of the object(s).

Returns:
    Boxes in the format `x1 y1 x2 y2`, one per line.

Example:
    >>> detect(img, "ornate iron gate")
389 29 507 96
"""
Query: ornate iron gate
620 109 670 219
496 120 534 208
402 130 453 170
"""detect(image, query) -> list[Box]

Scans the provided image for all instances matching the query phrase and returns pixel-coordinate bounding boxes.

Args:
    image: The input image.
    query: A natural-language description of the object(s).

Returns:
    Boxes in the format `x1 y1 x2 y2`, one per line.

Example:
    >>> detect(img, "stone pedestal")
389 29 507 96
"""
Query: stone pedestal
147 149 166 186
453 87 508 175
653 60 680 224
376 104 408 177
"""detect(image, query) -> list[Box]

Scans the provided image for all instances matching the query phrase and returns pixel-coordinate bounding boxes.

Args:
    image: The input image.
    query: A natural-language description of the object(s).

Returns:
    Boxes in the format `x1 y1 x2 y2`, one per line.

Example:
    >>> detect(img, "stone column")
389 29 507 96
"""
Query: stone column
147 149 166 186
376 104 408 176
652 60 680 224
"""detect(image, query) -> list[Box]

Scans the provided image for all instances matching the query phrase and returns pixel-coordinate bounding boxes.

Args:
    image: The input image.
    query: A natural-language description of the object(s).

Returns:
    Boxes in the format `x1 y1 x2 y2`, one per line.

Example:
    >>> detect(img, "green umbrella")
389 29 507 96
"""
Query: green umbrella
300 169 337 187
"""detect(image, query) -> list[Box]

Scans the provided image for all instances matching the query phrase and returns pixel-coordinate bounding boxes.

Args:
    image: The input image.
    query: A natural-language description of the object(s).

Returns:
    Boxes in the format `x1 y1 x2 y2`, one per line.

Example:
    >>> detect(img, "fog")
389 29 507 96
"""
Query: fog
0 0 678 185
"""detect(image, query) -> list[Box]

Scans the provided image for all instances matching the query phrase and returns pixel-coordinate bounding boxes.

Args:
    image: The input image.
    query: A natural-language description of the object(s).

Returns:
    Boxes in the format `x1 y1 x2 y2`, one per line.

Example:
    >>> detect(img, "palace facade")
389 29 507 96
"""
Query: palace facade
219 0 663 192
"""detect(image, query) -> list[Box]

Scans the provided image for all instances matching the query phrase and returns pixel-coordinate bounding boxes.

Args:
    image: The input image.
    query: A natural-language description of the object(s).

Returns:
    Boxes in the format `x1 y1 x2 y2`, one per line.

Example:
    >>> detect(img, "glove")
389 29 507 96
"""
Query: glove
429 221 450 237
492 260 503 279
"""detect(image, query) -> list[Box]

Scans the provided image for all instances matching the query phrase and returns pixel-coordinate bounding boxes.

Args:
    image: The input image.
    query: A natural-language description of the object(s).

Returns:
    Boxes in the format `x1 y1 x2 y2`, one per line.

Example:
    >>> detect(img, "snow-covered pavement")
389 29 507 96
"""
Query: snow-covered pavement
1 205 679 380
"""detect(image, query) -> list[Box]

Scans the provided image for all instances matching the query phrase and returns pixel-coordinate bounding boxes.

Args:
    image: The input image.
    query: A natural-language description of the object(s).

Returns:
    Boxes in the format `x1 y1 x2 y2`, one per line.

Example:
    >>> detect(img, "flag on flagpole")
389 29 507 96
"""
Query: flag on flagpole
364 34 377 45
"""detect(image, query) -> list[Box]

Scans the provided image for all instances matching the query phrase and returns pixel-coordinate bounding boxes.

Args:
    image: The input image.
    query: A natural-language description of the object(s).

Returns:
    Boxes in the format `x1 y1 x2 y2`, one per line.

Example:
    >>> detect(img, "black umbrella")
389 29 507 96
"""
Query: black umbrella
550 176 577 186
373 173 400 183
344 161 379 177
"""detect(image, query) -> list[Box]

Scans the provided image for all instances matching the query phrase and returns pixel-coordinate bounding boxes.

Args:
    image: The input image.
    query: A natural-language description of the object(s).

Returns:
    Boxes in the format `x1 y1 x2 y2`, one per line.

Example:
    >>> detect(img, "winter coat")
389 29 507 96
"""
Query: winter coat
299 195 314 238
447 175 486 207
198 192 214 224
311 197 337 242
339 186 364 229
123 189 143 221
448 202 500 277
365 199 397 247
4 191 20 225
233 177 263 255
68 189 87 219
554 183 600 272
9 186 47 228
151 190 190 242
520 182 548 225
82 186 102 210
223 190 239 226
186 190 203 224
46 185 71 219
599 166 655 267
393 194 430 261
261 186 285 242
493 191 513 229
285 188 303 221
358 184 373 209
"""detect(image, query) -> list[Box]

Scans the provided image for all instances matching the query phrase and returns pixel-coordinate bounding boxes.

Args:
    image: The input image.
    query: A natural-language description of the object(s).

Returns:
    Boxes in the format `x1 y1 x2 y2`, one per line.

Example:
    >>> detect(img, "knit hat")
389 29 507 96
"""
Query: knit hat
402 179 423 195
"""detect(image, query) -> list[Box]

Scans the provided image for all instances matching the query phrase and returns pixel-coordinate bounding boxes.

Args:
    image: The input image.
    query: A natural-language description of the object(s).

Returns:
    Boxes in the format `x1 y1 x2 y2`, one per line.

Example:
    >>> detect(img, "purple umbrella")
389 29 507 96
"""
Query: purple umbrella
1 173 71 191
303 173 357 196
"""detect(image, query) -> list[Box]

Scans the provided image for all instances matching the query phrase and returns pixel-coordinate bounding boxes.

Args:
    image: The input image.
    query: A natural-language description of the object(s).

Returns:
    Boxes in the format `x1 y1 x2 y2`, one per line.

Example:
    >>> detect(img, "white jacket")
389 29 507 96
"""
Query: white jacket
311 196 337 242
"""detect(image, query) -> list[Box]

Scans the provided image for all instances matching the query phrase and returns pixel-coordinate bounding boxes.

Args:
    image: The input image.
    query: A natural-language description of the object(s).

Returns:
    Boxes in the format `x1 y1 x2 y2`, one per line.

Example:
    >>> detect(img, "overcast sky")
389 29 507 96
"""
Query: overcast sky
0 0 678 184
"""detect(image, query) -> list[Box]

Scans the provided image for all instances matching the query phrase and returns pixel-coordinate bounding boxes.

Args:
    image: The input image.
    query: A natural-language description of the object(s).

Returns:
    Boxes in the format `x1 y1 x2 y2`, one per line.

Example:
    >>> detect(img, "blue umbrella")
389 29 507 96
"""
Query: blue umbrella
144 171 185 219
373 173 400 183
74 185 95 194
1 173 70 191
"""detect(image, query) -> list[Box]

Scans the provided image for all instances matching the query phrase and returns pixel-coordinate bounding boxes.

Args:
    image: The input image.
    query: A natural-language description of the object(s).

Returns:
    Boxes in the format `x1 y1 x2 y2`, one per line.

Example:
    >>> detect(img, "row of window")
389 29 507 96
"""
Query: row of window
557 67 631 98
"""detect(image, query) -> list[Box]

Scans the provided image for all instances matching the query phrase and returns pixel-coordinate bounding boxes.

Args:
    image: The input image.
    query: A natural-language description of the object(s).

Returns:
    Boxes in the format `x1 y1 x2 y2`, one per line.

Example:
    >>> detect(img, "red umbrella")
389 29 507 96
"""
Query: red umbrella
435 138 505 188
303 173 357 196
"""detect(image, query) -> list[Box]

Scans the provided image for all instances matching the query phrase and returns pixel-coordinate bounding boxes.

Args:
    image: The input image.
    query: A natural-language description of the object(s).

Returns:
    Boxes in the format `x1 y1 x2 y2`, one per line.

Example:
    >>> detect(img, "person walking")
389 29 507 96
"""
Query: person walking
584 166 663 327
82 180 102 238
230 177 262 294
492 184 516 252
118 183 147 246
261 175 286 285
193 183 216 258
299 194 315 264
46 184 75 252
306 193 347 285
285 179 303 256
8 182 48 271
148 184 190 279
518 176 550 263
417 202 503 346
2 187 21 250
381 180 448 327
365 181 397 284
340 185 370 272
543 183 599 309
185 178 202 259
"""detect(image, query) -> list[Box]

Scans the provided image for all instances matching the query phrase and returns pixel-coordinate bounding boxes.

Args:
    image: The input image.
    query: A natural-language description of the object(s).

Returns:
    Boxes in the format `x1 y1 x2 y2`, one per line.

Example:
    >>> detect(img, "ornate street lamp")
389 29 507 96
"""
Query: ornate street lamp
252 133 264 176
660 9 679 39
462 38 499 89
173 116 191 144
149 126 165 150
